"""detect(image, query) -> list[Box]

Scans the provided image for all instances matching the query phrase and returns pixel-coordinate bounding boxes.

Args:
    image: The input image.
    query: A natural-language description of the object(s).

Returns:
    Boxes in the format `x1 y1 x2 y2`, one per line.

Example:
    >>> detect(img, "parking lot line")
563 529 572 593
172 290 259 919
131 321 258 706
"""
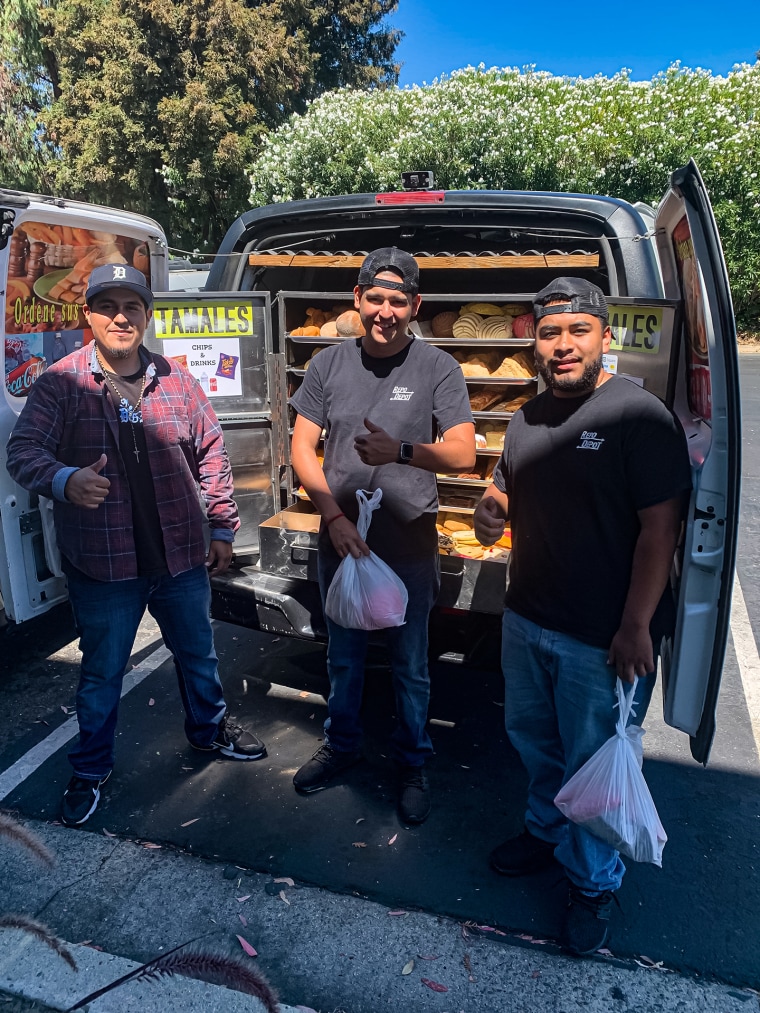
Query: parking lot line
0 644 172 801
731 573 760 762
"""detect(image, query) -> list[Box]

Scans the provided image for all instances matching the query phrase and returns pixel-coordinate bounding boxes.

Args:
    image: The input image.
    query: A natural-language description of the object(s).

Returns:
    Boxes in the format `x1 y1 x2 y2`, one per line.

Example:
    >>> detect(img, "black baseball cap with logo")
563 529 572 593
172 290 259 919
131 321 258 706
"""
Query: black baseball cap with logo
533 277 608 323
85 263 154 308
357 247 420 296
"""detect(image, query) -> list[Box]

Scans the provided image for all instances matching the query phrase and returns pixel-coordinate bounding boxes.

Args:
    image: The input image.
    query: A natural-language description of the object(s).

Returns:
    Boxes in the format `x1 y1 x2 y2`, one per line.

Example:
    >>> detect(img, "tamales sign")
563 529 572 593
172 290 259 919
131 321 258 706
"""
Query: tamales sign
152 298 254 398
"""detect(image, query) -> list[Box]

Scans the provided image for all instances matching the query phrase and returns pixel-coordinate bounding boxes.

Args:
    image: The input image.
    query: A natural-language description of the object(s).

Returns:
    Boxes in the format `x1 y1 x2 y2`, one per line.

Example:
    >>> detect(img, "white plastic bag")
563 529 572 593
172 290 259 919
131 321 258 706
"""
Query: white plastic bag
554 678 667 866
324 489 409 631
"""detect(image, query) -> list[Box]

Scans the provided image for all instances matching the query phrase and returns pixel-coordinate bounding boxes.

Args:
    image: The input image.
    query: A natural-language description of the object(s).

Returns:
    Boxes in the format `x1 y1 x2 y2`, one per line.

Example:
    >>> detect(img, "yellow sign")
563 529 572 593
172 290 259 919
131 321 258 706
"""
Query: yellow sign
153 301 254 339
607 304 662 355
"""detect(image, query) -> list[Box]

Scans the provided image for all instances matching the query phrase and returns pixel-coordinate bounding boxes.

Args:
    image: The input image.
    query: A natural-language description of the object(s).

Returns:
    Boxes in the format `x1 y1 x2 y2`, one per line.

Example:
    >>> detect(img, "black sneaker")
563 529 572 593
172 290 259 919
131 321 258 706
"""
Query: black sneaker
398 766 430 825
489 828 556 876
61 772 111 827
562 885 616 955
293 744 361 793
193 716 267 761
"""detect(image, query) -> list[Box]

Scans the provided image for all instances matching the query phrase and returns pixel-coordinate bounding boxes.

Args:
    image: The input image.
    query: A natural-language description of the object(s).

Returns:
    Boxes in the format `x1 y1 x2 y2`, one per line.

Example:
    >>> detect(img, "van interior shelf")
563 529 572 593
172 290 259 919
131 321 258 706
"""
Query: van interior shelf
249 253 600 270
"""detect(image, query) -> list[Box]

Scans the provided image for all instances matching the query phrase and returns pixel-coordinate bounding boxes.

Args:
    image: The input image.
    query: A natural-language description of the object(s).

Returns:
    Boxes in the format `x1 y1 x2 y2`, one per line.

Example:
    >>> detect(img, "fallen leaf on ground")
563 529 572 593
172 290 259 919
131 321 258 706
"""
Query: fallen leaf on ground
476 924 507 936
531 970 541 979
463 954 472 973
402 960 414 975
148 698 155 706
417 954 439 961
279 890 291 905
180 818 200 827
236 895 251 902
388 910 407 917
236 934 258 957
239 914 247 927
102 829 116 838
60 706 69 714
597 948 613 956
355 817 365 824
352 842 367 848
421 978 448 993
143 843 162 849
274 877 295 887
388 833 398 845
180 766 193 771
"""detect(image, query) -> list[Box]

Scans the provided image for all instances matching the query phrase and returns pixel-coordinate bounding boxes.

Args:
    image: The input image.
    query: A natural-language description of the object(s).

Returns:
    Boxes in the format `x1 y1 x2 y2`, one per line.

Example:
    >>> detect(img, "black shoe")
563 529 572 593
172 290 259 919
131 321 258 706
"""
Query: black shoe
61 772 111 827
193 716 267 760
398 766 430 825
293 744 361 793
562 885 616 955
489 828 556 876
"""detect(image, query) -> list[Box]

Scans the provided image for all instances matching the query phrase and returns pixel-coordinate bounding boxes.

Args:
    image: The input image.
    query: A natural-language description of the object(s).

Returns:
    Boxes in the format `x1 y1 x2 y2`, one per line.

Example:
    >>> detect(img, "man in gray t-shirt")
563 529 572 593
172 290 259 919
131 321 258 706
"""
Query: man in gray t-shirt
289 247 475 824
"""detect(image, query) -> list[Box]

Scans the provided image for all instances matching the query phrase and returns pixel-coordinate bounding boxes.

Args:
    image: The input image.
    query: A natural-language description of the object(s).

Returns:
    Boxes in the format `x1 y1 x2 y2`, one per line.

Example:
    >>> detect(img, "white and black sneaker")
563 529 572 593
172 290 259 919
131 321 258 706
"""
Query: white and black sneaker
61 772 111 827
193 716 267 761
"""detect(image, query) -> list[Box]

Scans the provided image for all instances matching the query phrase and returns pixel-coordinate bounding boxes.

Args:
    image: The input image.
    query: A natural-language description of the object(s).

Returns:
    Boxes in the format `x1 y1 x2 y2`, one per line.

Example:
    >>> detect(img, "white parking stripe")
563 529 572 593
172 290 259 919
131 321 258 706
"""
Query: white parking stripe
0 644 172 802
731 574 760 762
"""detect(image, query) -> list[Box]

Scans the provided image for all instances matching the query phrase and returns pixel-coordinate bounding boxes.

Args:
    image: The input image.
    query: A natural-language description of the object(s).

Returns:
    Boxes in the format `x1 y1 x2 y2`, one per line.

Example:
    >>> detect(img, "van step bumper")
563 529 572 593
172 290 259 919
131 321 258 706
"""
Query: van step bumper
210 567 327 641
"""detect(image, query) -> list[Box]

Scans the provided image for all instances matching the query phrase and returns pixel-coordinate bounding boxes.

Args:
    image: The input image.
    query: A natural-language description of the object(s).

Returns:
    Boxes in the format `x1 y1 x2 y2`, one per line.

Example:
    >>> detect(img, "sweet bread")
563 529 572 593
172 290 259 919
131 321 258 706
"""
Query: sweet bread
460 302 504 317
431 311 458 337
320 321 339 337
335 310 364 336
479 317 513 339
453 312 482 339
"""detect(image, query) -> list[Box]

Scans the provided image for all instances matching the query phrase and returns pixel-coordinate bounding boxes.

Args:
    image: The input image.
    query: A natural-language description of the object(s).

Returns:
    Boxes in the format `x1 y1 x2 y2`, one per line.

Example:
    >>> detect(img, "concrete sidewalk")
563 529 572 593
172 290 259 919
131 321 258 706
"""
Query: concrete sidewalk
1 819 757 1013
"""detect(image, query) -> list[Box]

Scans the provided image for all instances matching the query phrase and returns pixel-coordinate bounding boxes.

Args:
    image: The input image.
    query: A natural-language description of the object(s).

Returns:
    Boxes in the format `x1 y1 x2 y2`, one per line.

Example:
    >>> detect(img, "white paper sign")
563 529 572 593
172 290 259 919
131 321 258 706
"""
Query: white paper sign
161 338 242 397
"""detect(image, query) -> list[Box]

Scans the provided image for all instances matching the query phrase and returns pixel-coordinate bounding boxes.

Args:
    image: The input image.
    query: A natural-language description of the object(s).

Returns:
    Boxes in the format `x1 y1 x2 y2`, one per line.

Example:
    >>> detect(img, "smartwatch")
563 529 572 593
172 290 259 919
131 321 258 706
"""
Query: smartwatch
397 441 414 464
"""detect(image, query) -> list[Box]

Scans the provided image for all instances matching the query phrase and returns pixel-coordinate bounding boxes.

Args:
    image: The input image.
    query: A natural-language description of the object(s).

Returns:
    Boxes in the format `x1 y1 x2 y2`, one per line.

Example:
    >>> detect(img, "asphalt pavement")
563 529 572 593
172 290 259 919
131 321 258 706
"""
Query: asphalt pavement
1 353 760 1012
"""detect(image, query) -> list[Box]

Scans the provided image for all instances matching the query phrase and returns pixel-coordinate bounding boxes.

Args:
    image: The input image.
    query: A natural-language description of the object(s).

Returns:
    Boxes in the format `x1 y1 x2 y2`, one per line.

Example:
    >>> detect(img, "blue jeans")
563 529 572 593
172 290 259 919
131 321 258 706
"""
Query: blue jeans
65 563 226 780
318 548 440 767
501 608 656 893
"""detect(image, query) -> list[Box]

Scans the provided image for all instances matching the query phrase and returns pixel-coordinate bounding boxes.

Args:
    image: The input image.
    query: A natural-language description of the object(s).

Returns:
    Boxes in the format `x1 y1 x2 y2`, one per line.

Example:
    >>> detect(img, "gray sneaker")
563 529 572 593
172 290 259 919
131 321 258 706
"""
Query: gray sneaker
293 744 361 794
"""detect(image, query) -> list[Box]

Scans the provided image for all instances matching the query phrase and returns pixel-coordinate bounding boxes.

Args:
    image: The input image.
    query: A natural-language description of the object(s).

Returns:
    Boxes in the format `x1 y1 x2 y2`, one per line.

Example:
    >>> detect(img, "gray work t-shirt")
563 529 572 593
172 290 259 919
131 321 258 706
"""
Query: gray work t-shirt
290 337 473 562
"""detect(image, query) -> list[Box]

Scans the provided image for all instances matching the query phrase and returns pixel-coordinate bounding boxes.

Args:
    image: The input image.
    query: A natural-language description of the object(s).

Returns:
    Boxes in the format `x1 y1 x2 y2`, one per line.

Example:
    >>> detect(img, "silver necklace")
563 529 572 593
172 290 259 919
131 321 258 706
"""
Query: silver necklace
97 352 147 463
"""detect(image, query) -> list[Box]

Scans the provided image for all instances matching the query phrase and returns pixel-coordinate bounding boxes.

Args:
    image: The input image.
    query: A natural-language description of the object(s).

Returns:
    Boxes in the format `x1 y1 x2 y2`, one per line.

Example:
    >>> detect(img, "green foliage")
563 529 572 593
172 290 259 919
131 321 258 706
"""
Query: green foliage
0 0 53 190
8 0 399 248
249 64 760 329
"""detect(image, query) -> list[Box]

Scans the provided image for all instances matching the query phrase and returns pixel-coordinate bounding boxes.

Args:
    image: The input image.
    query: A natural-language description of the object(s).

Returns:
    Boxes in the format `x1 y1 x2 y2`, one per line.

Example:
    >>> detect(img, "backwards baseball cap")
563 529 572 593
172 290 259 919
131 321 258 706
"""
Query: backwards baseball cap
357 247 420 296
533 277 608 323
85 263 153 308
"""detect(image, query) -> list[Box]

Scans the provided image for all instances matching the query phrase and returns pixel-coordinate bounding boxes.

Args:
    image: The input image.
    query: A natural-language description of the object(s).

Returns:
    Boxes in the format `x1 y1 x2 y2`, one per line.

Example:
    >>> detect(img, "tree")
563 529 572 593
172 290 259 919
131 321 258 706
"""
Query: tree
21 0 400 247
0 0 53 191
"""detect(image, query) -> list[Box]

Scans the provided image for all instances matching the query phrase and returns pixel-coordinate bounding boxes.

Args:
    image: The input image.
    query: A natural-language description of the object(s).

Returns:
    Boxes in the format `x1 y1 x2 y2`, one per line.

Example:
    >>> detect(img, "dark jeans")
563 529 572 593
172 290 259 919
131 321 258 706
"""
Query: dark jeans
318 547 440 766
65 563 226 780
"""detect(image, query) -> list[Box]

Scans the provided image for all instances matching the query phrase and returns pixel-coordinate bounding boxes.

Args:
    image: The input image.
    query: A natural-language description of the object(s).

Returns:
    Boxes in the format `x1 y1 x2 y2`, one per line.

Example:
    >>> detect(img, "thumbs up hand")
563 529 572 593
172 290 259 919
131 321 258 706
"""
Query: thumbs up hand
64 454 111 509
353 418 400 466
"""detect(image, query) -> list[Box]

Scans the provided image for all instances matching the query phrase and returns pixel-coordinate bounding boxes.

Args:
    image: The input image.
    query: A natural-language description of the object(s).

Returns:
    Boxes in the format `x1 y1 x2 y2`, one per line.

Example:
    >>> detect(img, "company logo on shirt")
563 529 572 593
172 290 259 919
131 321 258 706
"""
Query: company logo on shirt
390 386 414 401
576 430 605 451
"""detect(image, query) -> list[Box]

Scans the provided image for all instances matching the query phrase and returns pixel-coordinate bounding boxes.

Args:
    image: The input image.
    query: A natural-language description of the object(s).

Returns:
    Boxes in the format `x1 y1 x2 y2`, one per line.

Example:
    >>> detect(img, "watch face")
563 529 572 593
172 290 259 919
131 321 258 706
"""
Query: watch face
400 441 414 462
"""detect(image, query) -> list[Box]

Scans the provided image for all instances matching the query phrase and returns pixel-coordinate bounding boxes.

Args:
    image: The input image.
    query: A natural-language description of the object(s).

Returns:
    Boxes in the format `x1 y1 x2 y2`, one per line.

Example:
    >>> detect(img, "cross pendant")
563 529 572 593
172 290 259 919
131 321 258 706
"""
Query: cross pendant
133 447 140 463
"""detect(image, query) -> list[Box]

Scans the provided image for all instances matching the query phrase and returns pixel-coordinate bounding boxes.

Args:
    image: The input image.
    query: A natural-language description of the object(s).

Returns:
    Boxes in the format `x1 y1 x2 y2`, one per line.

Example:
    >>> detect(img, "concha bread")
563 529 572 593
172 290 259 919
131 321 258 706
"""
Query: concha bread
490 350 535 378
501 303 531 317
479 317 514 339
320 320 339 337
452 312 482 339
460 302 504 317
335 310 364 336
431 311 459 337
512 313 536 340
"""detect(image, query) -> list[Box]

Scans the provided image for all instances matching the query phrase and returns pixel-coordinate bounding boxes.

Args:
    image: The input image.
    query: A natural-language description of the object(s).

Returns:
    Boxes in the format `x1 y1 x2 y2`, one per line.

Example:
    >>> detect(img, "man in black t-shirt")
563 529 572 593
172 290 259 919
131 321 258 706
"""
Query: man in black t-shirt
290 248 475 824
473 277 691 955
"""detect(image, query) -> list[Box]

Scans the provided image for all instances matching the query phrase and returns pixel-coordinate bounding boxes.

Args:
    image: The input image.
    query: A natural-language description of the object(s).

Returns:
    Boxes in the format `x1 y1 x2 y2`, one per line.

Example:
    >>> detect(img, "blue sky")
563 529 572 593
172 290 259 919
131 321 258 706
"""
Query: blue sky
391 1 759 86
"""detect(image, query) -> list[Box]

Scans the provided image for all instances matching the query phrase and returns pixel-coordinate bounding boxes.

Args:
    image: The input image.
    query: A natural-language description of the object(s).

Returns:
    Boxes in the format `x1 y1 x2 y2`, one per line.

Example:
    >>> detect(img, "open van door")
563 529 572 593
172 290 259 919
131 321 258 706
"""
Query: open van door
654 160 742 763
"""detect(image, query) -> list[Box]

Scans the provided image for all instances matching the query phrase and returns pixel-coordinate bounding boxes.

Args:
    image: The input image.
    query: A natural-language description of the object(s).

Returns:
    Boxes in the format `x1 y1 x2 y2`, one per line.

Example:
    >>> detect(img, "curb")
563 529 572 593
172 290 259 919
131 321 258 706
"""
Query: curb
0 929 306 1012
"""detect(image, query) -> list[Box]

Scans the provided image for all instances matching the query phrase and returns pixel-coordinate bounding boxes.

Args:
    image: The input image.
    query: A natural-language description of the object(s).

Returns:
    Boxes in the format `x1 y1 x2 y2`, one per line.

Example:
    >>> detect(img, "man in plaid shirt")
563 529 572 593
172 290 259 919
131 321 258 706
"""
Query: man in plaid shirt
6 263 267 827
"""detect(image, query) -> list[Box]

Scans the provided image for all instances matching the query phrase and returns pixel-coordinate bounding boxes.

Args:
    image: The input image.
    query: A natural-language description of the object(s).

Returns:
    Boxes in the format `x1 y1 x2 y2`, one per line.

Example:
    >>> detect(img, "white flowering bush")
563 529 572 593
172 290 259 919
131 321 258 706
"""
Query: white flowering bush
249 63 760 329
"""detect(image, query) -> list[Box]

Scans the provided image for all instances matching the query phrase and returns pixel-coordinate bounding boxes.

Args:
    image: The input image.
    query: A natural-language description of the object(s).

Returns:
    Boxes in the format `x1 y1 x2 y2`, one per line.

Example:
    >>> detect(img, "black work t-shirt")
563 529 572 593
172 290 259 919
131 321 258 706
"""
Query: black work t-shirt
492 376 692 648
290 337 473 562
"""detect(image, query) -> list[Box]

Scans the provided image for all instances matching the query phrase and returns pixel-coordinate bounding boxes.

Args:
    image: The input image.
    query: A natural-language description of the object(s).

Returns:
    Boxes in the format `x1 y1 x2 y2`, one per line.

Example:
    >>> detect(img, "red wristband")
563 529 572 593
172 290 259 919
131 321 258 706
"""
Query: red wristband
325 512 345 527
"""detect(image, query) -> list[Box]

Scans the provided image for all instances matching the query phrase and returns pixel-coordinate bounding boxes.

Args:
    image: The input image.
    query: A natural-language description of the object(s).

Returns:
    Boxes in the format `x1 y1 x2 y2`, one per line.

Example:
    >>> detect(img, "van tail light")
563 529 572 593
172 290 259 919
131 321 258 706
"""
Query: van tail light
375 192 445 205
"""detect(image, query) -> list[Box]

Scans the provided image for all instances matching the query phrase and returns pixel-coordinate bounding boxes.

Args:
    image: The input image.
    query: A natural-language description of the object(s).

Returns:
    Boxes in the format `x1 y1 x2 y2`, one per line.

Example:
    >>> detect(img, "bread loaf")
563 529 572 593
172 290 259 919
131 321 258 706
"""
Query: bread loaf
453 312 482 339
431 311 458 337
320 320 339 337
480 317 514 339
460 302 504 317
335 310 364 336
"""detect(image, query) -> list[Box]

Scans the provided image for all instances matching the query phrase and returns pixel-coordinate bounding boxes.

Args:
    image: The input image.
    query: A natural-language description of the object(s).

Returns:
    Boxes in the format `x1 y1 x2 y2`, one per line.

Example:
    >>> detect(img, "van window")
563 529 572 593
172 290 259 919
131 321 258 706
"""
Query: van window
4 219 150 398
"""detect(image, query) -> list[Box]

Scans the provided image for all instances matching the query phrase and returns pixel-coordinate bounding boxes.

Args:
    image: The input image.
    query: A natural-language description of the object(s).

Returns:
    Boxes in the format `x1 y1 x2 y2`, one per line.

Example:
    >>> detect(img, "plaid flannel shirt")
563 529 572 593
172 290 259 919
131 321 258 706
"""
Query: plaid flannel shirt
6 343 239 581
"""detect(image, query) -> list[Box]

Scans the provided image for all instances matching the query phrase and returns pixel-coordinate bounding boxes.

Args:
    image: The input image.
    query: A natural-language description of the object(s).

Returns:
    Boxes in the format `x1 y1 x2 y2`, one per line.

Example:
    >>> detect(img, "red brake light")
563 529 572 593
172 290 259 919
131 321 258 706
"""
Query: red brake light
375 192 445 205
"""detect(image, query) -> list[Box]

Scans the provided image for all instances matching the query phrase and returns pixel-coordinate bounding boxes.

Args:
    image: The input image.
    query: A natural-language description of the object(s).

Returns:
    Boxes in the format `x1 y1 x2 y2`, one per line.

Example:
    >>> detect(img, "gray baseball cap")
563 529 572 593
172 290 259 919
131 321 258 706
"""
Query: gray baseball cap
357 247 420 295
86 263 153 308
533 277 608 323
